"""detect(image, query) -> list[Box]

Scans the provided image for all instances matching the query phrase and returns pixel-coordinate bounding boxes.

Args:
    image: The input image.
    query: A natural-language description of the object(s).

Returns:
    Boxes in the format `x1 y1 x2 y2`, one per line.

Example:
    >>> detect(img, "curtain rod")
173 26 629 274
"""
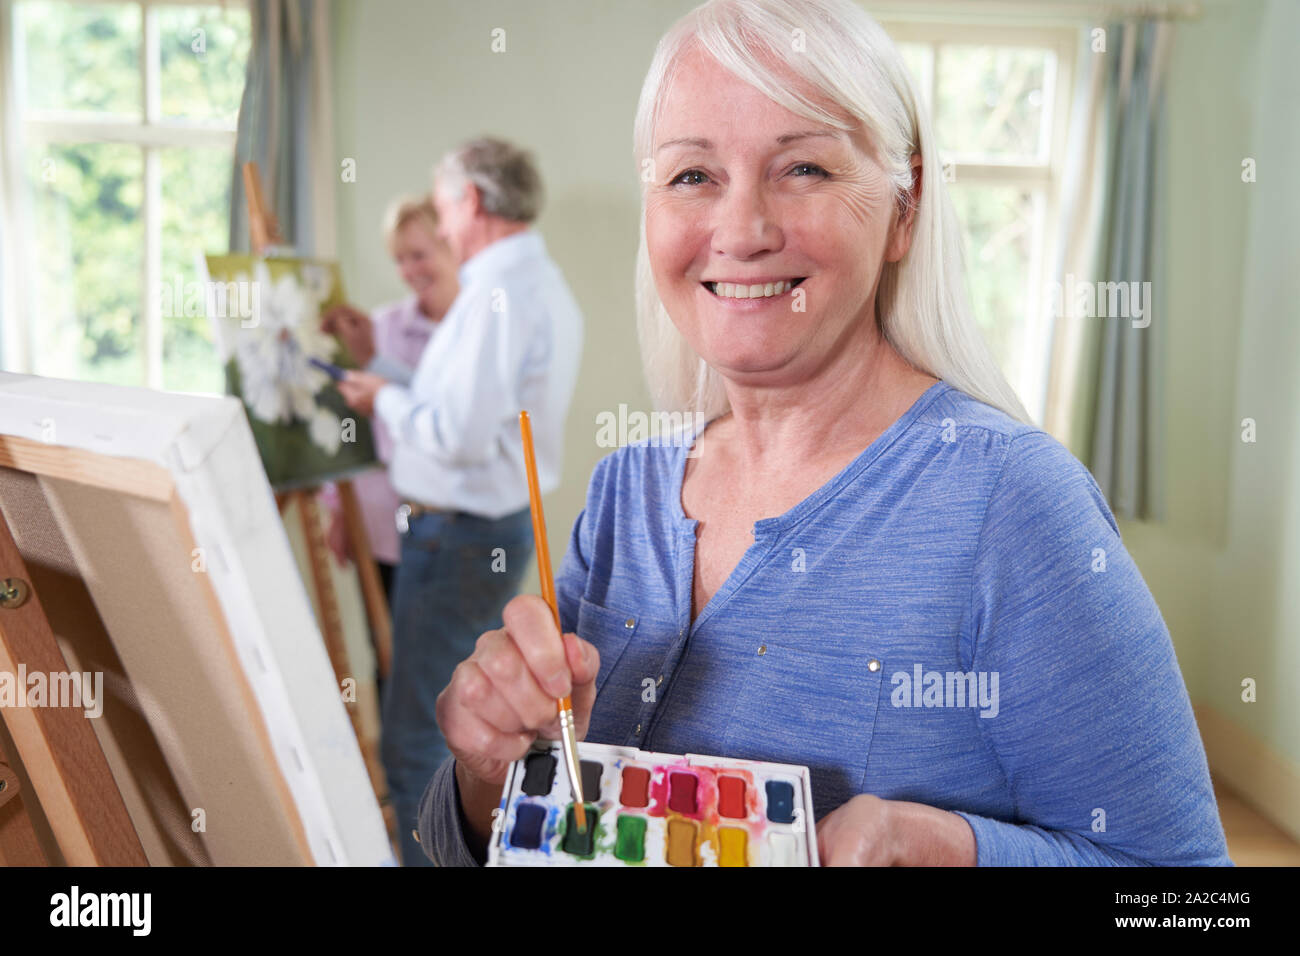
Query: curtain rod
868 1 1203 22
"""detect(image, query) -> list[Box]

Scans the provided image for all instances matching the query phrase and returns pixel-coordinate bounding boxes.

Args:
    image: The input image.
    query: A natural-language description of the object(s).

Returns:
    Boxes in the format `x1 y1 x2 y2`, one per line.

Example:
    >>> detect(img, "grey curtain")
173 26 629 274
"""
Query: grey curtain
228 0 334 256
1086 20 1172 521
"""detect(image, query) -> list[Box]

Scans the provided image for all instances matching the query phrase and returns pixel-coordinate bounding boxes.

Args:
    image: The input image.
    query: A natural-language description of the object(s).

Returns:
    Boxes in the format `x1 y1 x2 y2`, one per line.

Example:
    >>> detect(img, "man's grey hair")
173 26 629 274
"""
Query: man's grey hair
435 137 544 223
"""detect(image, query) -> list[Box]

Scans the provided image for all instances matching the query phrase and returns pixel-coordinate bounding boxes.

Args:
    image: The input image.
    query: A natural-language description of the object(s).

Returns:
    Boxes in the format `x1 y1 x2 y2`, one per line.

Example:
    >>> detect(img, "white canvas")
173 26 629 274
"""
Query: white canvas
0 372 395 866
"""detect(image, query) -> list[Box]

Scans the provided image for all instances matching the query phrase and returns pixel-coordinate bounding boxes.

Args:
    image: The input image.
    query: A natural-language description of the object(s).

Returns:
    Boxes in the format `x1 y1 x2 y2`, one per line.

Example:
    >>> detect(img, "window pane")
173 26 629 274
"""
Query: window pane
936 46 1048 162
897 42 932 108
16 2 141 116
158 5 253 124
950 185 1037 389
161 146 233 394
26 143 143 385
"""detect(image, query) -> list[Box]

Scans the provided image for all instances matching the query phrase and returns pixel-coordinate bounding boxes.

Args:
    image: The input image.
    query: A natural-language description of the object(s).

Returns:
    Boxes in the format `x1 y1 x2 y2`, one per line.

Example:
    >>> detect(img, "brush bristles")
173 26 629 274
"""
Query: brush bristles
558 706 587 831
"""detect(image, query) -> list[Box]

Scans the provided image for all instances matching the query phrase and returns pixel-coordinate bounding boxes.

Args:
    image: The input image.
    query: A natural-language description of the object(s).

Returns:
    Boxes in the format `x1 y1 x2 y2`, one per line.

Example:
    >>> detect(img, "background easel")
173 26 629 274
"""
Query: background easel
244 163 392 801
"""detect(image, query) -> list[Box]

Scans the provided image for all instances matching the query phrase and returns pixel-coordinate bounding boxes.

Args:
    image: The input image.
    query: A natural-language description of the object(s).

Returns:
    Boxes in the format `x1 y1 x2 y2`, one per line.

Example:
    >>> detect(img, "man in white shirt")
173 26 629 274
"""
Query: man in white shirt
337 137 583 865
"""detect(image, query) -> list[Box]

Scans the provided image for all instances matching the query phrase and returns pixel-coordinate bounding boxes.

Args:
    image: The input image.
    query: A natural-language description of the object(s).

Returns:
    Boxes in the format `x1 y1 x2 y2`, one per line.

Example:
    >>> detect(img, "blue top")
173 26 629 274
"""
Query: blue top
419 381 1231 865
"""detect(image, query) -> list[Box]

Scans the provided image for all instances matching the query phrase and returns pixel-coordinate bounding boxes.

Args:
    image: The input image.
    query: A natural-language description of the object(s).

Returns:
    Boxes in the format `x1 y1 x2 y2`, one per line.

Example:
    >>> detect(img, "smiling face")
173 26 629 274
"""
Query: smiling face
431 174 477 266
391 220 458 317
645 46 916 391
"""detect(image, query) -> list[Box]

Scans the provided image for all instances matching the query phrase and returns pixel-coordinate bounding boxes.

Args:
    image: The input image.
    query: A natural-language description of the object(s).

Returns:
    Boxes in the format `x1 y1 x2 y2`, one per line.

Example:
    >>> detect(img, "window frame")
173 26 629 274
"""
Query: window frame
878 16 1078 423
2 0 248 389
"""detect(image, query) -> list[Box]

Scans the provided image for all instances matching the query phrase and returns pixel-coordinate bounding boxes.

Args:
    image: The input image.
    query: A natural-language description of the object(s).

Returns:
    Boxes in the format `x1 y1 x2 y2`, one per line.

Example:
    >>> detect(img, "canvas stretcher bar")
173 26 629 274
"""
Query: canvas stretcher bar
0 372 394 866
0 510 148 865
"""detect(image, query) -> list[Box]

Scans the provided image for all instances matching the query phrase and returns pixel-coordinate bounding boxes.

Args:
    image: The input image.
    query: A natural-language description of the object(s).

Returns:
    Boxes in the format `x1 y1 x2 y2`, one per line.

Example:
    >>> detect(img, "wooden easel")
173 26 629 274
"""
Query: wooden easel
0 510 148 865
246 163 391 799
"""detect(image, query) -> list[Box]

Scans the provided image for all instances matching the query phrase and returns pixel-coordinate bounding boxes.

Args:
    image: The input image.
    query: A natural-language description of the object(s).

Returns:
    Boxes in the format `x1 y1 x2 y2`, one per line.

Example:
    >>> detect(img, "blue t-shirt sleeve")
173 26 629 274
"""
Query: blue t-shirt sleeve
955 431 1231 866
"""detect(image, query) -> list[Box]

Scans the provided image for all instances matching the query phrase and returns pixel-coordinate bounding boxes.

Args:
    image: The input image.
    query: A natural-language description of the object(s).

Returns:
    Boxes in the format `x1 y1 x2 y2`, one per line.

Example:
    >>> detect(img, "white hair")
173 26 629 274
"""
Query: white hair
435 137 544 223
633 0 1031 423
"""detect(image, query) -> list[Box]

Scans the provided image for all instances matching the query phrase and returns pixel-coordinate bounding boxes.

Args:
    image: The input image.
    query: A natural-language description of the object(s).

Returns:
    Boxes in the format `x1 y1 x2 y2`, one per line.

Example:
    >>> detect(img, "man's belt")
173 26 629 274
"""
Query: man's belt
396 500 449 534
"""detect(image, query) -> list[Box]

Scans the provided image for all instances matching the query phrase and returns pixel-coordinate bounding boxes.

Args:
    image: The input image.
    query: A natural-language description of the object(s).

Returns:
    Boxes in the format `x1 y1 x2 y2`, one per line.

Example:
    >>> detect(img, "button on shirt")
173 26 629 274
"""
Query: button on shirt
373 230 583 519
416 380 1231 867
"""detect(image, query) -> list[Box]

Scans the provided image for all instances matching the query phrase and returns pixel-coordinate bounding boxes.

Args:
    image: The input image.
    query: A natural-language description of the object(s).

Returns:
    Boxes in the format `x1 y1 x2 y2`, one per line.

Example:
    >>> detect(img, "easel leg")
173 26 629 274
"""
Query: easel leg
0 747 47 865
337 480 392 679
294 491 388 802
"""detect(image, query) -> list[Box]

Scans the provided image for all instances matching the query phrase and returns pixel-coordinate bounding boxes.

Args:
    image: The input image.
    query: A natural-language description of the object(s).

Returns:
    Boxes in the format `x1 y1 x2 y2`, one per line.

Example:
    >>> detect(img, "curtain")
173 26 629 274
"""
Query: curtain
1042 26 1108 457
228 0 336 257
1044 19 1172 522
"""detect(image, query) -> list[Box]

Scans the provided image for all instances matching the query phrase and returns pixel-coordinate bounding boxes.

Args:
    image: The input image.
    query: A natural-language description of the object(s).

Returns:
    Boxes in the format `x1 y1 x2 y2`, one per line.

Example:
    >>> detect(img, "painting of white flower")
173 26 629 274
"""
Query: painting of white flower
204 254 377 488
234 261 335 432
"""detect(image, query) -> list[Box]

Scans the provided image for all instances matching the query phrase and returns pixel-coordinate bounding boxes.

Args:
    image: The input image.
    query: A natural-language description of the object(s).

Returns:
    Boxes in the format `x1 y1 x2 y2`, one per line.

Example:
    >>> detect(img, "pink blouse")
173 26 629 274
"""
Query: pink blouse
324 296 441 564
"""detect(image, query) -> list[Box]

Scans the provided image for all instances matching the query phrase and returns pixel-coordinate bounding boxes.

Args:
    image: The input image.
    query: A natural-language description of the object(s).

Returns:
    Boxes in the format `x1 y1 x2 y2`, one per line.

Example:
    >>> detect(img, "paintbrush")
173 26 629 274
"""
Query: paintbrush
519 410 587 832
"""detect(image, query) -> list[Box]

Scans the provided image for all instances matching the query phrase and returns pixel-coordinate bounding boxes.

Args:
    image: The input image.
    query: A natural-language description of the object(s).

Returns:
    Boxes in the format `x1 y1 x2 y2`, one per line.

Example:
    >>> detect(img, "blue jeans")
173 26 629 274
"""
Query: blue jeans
381 507 533 866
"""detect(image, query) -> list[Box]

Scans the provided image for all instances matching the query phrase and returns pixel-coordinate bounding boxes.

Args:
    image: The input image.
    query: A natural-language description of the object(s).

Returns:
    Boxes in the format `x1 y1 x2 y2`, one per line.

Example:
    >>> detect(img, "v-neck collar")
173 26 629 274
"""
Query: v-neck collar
671 380 952 632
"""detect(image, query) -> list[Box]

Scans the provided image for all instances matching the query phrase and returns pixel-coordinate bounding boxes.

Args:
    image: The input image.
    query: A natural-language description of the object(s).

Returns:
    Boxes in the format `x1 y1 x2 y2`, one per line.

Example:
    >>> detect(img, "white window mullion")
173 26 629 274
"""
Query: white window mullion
142 0 162 388
25 120 237 149
144 2 160 121
932 40 943 127
1021 188 1051 423
923 42 936 114
143 146 162 388
947 163 1051 186
3 0 32 374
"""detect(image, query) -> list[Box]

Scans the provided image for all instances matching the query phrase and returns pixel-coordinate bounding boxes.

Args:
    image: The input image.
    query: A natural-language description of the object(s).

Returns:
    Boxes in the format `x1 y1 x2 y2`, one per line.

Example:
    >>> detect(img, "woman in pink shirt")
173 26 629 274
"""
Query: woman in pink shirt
321 196 459 595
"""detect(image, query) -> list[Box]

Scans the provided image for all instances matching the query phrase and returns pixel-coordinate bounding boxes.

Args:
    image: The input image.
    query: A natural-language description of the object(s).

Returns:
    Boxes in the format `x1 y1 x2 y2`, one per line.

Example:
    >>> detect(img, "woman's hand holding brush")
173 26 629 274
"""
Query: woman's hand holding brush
436 594 601 853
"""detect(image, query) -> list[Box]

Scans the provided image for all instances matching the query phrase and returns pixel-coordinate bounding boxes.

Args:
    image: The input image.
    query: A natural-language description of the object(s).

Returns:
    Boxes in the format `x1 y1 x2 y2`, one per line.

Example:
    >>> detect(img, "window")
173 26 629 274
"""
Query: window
4 0 251 392
883 19 1077 424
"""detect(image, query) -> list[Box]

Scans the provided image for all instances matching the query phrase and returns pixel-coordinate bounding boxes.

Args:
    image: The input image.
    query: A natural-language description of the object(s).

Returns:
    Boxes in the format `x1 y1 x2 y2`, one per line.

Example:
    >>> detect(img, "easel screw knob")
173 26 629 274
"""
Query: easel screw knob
0 577 30 609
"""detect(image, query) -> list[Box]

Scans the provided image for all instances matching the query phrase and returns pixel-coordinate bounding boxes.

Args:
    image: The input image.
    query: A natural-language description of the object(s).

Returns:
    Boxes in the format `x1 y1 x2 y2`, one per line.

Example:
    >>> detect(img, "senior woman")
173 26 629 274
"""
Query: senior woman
419 0 1231 866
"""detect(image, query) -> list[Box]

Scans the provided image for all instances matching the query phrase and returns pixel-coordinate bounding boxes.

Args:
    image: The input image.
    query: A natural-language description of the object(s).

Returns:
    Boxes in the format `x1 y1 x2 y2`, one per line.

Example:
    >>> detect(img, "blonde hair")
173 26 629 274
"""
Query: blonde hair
633 0 1031 423
383 195 439 249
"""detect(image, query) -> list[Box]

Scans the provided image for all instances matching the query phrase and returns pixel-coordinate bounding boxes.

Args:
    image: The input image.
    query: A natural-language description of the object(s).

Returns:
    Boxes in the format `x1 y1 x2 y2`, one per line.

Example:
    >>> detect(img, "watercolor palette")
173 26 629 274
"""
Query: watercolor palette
486 741 818 866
